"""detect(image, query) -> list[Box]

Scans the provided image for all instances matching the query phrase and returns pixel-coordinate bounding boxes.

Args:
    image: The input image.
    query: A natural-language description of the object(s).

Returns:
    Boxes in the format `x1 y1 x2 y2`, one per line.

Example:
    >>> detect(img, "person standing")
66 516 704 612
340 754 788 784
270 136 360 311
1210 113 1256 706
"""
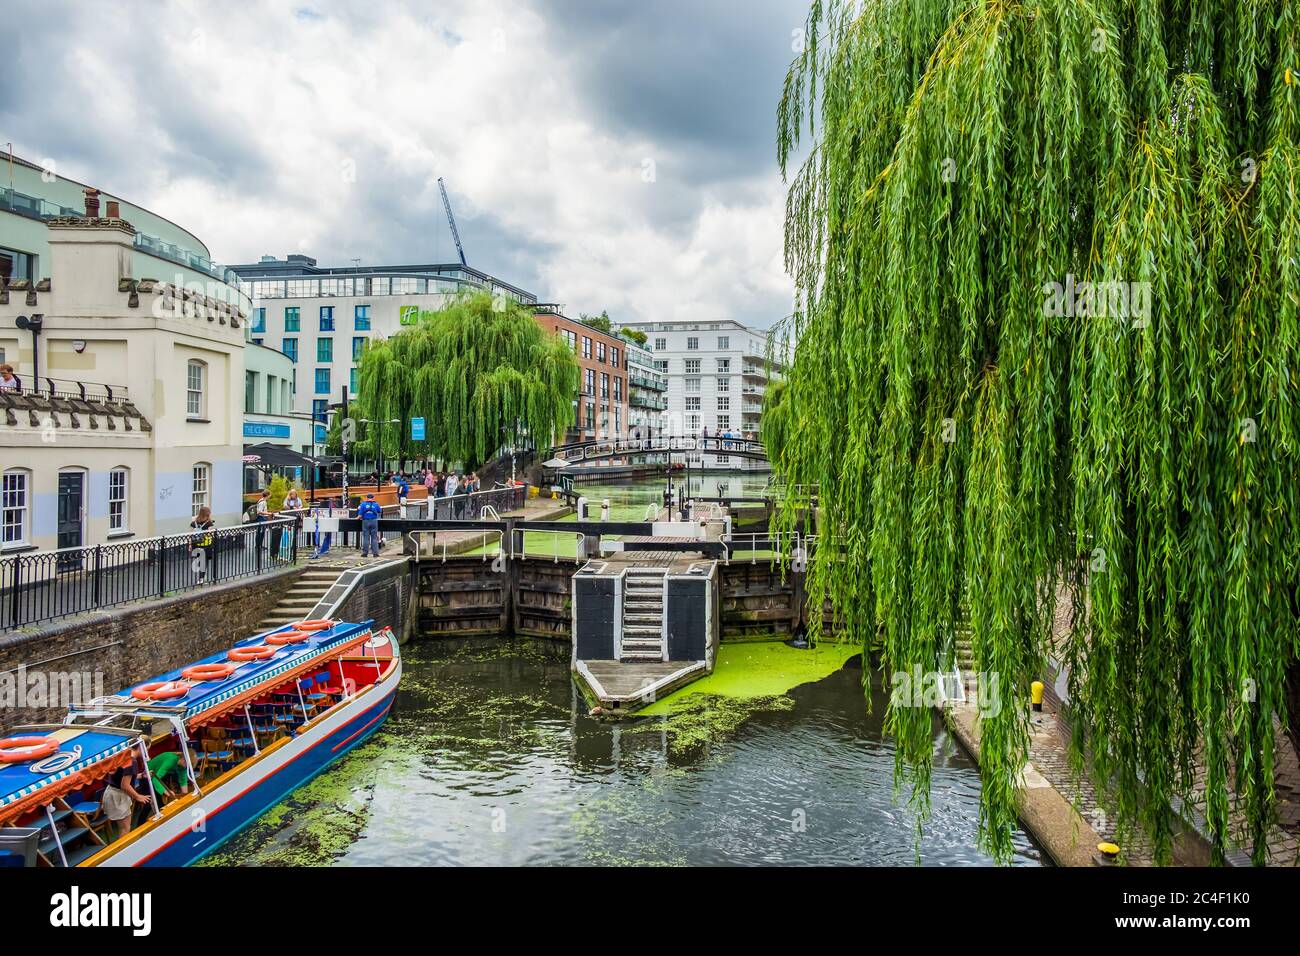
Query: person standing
358 492 383 558
311 496 337 559
445 472 459 497
0 363 18 391
190 506 215 584
253 489 270 555
101 764 151 840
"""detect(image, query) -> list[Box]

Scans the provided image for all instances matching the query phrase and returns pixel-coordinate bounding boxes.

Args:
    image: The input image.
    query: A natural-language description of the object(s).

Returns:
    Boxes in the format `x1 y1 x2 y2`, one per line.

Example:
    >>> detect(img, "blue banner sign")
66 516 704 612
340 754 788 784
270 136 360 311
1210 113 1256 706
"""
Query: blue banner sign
411 417 426 441
244 421 291 440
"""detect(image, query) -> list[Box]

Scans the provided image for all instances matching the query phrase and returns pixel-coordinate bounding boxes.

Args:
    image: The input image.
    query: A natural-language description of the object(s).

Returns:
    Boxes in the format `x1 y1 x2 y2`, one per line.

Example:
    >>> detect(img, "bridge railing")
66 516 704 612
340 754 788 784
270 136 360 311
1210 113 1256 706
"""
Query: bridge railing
549 435 769 463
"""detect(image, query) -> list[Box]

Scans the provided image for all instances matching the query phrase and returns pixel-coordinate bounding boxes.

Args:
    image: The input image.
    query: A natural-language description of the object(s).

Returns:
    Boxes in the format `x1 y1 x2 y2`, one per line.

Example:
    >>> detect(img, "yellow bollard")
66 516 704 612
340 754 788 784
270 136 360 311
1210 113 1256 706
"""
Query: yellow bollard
1031 680 1044 712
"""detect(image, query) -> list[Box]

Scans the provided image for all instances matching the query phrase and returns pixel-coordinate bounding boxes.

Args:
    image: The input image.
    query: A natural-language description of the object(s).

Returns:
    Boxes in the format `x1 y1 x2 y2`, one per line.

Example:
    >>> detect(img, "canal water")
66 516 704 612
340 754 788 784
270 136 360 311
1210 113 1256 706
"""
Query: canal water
202 474 1043 867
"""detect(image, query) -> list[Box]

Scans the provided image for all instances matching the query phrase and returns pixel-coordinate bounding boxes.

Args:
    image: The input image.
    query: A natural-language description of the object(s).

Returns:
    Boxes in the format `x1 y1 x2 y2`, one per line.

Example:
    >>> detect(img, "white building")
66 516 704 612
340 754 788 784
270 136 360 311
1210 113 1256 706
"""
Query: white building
230 255 536 426
621 334 668 441
621 318 787 471
1 155 250 553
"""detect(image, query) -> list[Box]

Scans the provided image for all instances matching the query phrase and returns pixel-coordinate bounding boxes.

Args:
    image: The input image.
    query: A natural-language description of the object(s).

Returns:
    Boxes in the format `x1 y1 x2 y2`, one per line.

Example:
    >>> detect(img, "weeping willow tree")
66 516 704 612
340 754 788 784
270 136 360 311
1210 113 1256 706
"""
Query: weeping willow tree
775 0 1299 863
349 293 579 469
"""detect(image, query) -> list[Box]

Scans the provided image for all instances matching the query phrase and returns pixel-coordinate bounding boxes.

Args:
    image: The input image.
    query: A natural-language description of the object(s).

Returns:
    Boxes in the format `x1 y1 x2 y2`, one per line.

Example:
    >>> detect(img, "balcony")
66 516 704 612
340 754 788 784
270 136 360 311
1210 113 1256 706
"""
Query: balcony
743 404 763 415
631 395 668 411
629 371 666 391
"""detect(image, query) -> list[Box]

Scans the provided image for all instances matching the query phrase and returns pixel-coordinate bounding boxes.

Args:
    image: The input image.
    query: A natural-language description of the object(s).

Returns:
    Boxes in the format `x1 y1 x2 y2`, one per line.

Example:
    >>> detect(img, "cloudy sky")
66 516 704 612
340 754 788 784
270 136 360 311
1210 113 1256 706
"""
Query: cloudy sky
2 0 807 328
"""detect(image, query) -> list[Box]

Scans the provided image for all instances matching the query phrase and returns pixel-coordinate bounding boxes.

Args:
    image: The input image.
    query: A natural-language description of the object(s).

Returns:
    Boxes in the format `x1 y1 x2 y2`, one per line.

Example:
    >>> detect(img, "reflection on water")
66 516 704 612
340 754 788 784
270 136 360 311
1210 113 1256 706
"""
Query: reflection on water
206 638 1043 867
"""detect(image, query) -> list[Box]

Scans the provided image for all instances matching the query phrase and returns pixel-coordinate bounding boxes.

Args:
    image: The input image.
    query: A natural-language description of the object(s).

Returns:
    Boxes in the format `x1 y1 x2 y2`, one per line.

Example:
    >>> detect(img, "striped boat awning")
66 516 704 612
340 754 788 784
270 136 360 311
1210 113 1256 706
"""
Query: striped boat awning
0 728 142 823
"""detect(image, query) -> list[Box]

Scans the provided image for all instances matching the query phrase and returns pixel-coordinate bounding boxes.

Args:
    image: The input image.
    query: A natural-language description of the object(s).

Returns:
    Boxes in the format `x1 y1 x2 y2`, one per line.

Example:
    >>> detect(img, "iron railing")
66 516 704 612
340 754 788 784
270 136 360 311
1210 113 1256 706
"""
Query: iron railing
1 518 297 631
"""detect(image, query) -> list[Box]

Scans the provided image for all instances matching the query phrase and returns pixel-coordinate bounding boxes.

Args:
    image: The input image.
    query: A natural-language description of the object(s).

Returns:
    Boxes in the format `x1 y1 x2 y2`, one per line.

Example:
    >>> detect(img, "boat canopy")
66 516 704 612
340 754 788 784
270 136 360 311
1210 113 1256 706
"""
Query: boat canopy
112 621 377 730
0 726 143 825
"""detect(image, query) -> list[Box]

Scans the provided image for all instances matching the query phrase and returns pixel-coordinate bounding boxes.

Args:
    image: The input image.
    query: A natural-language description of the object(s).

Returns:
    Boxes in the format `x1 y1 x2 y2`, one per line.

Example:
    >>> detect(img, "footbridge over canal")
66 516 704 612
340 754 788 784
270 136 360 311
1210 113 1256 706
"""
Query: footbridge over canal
547 434 771 465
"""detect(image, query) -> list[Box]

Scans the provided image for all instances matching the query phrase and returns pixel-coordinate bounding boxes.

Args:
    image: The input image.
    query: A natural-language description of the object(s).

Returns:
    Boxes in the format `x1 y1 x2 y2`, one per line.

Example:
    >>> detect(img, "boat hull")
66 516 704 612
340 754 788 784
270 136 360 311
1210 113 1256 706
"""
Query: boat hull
91 658 401 867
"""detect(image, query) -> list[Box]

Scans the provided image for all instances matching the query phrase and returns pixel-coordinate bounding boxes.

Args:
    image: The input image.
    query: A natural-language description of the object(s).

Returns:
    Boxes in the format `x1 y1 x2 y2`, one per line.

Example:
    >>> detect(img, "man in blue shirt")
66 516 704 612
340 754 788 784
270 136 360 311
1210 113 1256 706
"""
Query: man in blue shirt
358 493 383 557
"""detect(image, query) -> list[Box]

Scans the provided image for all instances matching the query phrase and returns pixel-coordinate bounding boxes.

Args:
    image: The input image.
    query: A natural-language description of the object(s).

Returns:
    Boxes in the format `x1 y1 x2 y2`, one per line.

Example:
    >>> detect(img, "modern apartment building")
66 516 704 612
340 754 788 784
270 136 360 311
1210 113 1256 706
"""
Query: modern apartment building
622 334 667 440
621 318 787 470
533 306 629 445
229 255 536 425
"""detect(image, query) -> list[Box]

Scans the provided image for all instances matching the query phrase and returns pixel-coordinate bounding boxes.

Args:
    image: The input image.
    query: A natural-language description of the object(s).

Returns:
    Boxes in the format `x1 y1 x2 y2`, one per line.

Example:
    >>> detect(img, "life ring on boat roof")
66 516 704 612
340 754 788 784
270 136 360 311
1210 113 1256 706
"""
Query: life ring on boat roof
228 645 276 662
265 630 310 646
181 662 237 681
131 681 189 702
292 620 336 632
0 736 59 763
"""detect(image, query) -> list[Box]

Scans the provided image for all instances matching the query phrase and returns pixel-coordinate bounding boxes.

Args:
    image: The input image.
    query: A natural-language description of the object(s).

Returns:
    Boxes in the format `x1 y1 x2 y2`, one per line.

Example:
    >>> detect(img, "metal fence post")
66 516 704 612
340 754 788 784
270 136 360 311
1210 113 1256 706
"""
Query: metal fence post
93 545 103 609
159 536 167 596
9 558 21 628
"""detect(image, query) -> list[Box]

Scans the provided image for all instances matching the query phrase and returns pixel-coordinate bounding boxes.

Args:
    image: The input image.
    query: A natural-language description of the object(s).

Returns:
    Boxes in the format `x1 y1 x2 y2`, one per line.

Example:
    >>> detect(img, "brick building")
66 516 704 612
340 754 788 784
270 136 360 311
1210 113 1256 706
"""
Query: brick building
533 306 629 444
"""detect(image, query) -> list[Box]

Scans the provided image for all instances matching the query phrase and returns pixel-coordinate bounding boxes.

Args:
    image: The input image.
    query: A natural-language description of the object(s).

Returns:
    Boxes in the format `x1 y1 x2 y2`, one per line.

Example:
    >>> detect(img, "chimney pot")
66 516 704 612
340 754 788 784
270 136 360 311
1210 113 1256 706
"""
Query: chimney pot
83 187 101 217
106 200 120 218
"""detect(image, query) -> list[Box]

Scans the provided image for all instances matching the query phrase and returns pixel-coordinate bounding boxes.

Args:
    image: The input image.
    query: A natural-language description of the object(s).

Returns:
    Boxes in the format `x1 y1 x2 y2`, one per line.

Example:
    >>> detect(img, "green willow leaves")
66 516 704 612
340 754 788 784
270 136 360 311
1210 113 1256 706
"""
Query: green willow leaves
350 293 579 469
774 0 1299 863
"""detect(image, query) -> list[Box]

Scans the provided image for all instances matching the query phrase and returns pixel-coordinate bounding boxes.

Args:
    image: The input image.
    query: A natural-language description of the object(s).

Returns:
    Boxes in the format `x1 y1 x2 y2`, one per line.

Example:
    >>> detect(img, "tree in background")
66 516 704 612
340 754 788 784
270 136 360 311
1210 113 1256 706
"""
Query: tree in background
579 309 612 333
777 0 1298 862
349 293 579 470
619 326 648 346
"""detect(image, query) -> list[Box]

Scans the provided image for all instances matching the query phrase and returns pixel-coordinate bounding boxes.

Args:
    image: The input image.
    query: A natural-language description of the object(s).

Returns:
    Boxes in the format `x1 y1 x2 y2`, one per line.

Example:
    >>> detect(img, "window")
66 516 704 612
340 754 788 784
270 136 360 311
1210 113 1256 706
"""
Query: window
350 367 359 394
251 308 266 333
266 377 276 414
613 377 622 401
561 330 577 351
686 337 699 350
317 338 333 362
611 347 620 368
655 338 666 351
597 342 607 363
284 307 301 332
685 377 701 393
716 396 730 411
319 306 335 331
2 470 29 546
654 360 668 373
584 369 595 396
312 399 328 422
352 337 365 361
186 359 207 419
718 336 729 350
244 371 256 411
191 463 210 516
315 367 331 394
282 337 298 362
716 358 730 373
581 337 592 359
109 468 128 532
600 373 610 398
251 338 264 347
685 396 701 411
717 376 729 392
354 305 371 330
717 415 731 431
685 359 701 374
585 402 595 429
686 414 700 432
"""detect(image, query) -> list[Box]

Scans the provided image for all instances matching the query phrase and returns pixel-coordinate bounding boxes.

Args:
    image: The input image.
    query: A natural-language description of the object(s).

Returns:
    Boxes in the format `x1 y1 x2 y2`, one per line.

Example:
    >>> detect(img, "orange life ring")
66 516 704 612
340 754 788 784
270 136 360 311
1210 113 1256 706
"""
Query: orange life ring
131 681 189 701
227 645 276 662
0 736 59 763
293 620 336 631
265 630 310 646
181 662 236 681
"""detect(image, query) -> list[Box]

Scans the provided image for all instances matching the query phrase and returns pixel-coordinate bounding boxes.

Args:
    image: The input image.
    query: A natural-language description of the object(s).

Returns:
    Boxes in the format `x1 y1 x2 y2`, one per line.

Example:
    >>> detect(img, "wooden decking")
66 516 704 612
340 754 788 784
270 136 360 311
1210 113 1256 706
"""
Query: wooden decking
577 659 708 712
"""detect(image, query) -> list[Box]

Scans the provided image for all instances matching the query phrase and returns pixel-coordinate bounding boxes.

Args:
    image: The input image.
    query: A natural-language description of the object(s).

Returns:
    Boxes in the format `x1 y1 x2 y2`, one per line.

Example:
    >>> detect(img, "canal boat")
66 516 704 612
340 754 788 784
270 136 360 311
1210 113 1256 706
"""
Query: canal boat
0 620 400 867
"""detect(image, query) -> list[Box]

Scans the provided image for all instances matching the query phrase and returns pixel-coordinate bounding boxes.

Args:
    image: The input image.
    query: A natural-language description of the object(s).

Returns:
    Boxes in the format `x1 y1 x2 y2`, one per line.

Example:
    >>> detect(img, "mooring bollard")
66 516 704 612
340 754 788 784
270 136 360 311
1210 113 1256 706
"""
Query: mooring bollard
1031 680 1044 712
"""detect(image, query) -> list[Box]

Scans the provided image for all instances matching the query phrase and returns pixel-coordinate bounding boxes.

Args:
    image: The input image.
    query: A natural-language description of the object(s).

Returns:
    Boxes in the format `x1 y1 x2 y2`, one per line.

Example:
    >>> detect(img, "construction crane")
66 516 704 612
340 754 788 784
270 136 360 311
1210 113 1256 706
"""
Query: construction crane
437 177 467 266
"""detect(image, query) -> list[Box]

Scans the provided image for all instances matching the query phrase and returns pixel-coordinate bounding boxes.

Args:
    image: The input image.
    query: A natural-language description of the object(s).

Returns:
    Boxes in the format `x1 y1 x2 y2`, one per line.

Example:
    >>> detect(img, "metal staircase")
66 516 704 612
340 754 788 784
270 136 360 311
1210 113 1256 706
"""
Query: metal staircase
620 567 666 662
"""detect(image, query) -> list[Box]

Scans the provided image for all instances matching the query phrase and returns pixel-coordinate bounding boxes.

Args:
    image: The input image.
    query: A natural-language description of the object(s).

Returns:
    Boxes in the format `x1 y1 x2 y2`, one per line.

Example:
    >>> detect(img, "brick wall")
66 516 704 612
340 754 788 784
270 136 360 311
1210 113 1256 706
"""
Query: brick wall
0 567 303 723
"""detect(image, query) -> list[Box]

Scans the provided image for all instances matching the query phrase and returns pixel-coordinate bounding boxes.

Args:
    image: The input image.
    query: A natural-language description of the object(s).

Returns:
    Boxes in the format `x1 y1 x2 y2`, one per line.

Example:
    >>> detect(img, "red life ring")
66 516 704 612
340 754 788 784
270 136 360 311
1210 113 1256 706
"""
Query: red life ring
181 663 236 681
293 620 335 631
265 630 310 646
0 736 59 763
227 645 276 662
131 681 189 701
